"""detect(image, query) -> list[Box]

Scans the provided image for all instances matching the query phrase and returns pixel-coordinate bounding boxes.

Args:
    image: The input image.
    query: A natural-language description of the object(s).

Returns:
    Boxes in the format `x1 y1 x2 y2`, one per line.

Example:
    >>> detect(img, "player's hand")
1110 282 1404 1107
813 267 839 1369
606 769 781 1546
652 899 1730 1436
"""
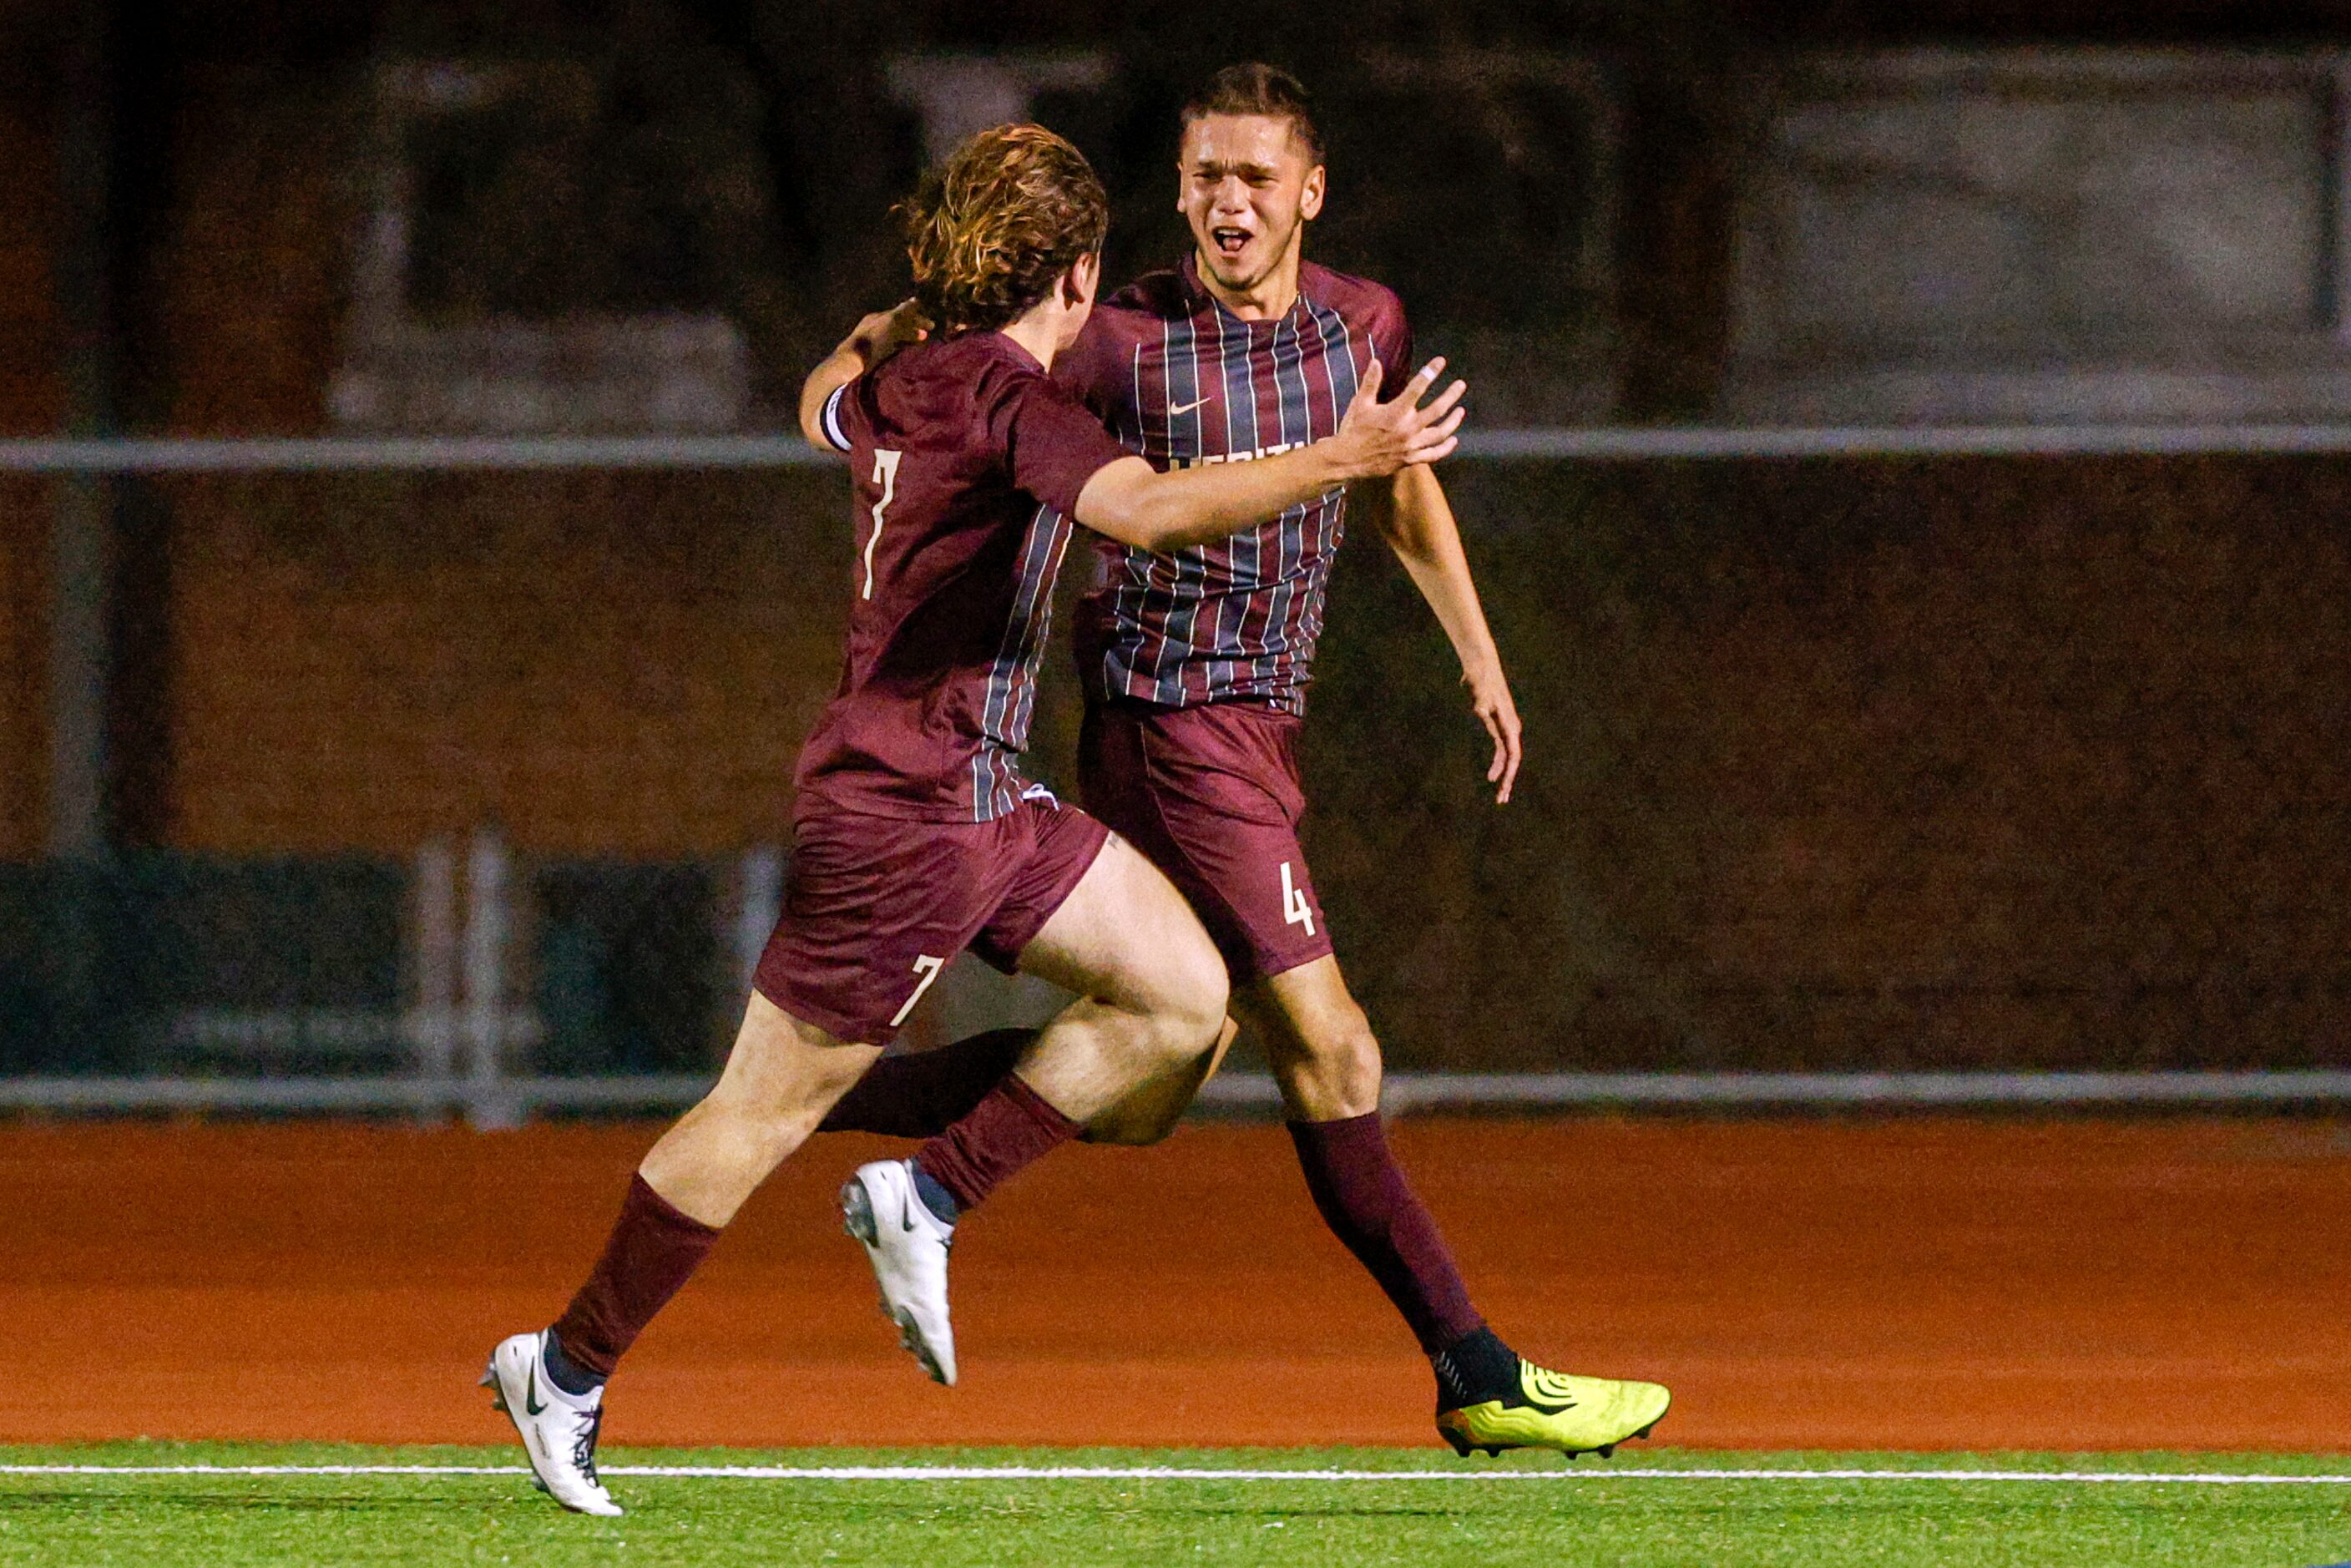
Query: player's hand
1465 659 1522 804
849 298 931 369
1332 357 1466 478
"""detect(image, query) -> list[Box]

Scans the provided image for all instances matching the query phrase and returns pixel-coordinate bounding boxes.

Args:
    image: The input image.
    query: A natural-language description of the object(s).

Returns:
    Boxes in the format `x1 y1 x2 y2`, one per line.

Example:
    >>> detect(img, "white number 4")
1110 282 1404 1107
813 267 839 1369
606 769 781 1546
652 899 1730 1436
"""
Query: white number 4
1281 862 1316 936
863 448 902 600
889 953 945 1028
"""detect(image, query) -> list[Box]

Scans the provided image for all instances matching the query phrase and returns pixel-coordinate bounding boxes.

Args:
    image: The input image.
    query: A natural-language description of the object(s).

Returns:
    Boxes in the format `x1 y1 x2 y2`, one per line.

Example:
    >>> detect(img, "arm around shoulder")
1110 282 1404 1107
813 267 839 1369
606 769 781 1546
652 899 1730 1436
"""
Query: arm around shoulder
1073 357 1469 554
796 300 931 452
798 362 854 450
1073 450 1354 553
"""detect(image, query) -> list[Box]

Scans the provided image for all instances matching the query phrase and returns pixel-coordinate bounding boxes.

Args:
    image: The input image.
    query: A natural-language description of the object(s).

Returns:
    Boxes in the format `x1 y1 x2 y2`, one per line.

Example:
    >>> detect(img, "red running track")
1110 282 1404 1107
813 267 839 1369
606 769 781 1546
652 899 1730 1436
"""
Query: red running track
0 1118 2345 1450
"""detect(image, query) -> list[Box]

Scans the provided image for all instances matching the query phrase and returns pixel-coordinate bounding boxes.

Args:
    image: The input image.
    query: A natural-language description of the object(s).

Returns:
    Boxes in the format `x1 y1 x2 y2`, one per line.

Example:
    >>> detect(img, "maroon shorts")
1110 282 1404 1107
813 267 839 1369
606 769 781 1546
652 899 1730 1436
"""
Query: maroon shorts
1077 698 1334 984
753 792 1110 1045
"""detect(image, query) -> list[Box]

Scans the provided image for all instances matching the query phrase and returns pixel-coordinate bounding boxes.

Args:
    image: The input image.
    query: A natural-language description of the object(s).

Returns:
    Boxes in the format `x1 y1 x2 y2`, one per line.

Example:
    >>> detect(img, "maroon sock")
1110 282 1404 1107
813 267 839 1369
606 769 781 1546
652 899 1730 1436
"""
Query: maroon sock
1287 1113 1484 1354
818 1029 1036 1139
548 1173 722 1379
913 1073 1080 1213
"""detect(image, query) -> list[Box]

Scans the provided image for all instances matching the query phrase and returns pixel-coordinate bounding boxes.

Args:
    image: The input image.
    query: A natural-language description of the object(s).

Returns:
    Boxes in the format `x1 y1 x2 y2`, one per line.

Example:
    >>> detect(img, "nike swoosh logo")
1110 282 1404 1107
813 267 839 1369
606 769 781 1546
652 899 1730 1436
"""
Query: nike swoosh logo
1168 396 1210 417
900 1190 918 1232
524 1367 547 1417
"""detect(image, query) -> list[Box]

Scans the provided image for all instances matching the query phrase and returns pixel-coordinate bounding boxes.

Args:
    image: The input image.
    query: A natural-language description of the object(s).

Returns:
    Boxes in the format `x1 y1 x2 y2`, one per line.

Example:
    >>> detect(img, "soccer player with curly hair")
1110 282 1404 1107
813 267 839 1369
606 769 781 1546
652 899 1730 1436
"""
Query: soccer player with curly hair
481 122 1464 1515
822 68 1670 1462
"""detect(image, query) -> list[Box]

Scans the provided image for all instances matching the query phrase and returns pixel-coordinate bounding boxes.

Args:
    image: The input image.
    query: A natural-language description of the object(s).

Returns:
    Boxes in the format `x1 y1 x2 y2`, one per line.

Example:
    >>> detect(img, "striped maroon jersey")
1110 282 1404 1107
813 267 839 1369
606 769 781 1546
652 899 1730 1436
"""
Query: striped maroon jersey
1058 255 1412 713
800 331 1125 822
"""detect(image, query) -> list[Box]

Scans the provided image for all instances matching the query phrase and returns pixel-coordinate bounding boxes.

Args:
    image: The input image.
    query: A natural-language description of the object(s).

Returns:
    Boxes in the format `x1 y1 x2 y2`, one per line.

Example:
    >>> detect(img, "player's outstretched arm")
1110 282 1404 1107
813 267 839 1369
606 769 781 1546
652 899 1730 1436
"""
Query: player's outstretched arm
1074 357 1467 553
795 300 930 449
1360 463 1523 803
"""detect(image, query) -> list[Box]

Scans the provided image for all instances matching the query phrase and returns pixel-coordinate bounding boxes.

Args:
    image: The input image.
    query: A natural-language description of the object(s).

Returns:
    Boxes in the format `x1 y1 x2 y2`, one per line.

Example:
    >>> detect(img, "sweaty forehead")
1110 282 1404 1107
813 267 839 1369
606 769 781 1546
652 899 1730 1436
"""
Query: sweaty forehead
1180 113 1314 172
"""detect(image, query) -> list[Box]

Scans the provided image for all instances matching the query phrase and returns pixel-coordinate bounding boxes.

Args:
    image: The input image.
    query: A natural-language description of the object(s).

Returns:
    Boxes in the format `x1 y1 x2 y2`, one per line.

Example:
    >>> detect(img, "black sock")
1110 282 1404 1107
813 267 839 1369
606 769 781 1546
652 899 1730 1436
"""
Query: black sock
1432 1326 1519 1410
908 1160 961 1226
541 1328 603 1397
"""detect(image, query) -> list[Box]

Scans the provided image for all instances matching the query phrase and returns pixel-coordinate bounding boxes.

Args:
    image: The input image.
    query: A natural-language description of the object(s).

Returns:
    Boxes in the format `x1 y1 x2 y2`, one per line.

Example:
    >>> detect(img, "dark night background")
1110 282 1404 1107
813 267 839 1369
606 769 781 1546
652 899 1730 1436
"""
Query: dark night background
2 2 2348 1084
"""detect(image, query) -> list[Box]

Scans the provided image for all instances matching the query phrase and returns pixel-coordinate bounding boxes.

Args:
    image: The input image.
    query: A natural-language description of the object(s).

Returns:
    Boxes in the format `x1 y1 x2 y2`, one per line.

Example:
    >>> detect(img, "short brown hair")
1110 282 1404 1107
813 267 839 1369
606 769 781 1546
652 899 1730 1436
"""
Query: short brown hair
1181 63 1324 164
899 124 1109 336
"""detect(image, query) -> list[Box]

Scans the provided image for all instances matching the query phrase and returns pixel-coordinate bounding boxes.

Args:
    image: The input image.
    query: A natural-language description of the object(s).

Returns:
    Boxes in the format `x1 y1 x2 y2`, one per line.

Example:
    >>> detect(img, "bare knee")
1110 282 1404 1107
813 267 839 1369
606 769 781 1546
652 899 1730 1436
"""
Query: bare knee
1273 1003 1383 1121
1134 933 1229 1074
1315 1023 1384 1107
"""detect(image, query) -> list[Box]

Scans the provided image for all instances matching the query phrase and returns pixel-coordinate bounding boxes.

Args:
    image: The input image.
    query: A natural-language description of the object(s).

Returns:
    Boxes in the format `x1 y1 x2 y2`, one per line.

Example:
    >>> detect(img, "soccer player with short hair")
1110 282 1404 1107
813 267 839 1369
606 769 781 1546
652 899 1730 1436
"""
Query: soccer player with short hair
824 67 1669 1459
482 121 1465 1515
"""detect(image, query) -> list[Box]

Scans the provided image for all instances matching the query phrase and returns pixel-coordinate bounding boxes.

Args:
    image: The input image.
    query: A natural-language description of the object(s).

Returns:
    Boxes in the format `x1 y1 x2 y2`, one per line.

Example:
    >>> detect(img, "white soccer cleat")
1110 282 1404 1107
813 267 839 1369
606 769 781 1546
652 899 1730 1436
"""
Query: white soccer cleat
481 1330 623 1516
842 1158 958 1387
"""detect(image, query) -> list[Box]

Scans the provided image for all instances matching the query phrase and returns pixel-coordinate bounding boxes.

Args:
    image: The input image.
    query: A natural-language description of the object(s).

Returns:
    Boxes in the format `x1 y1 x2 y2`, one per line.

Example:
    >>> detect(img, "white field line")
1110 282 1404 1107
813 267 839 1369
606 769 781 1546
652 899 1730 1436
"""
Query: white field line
3 1464 2351 1485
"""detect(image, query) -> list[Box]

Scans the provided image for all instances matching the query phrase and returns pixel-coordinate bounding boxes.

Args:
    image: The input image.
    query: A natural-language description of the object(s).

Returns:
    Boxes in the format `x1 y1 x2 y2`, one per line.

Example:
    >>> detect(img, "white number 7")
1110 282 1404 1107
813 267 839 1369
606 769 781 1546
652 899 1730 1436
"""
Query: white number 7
1281 862 1316 936
889 953 945 1028
863 448 902 600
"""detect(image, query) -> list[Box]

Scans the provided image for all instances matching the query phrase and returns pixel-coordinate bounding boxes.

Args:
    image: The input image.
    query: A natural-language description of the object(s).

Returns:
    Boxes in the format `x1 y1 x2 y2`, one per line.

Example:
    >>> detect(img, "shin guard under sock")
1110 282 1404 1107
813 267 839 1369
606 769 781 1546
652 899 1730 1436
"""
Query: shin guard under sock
548 1173 721 1380
913 1074 1080 1213
1287 1112 1484 1356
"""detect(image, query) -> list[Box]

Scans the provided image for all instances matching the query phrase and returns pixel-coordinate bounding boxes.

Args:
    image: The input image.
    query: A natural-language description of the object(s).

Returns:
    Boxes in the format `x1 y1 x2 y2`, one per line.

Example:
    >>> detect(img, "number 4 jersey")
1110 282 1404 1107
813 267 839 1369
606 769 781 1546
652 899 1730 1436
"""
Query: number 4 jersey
1052 255 1408 981
804 331 1128 822
1055 255 1413 716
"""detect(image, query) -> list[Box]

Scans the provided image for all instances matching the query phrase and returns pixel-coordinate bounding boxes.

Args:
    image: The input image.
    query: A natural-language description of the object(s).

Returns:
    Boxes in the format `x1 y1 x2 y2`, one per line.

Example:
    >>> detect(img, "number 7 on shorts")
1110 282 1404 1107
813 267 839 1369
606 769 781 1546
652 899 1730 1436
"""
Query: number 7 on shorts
889 953 946 1028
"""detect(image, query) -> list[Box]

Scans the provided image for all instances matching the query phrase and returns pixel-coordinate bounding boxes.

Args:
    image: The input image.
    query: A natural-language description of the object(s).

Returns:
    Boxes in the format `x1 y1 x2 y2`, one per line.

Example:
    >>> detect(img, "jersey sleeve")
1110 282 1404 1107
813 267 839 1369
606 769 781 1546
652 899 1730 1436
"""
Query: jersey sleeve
1366 286 1414 382
1051 315 1125 424
995 371 1129 517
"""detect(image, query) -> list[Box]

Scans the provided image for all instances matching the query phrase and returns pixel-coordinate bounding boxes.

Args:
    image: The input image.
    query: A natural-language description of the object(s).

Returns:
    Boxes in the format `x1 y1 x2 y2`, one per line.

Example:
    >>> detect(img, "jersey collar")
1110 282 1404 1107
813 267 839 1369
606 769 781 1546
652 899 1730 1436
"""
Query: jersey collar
1181 251 1307 331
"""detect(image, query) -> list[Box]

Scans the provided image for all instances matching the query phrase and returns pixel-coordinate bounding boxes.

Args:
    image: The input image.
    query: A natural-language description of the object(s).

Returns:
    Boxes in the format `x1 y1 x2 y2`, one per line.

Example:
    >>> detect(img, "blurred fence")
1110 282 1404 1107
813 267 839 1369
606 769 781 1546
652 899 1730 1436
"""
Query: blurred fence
3 430 2351 1117
0 835 752 1123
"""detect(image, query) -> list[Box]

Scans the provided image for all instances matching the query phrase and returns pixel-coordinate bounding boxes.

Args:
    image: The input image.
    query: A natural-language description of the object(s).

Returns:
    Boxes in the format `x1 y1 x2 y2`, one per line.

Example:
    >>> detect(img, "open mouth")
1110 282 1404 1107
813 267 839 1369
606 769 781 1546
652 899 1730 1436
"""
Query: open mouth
1210 226 1252 260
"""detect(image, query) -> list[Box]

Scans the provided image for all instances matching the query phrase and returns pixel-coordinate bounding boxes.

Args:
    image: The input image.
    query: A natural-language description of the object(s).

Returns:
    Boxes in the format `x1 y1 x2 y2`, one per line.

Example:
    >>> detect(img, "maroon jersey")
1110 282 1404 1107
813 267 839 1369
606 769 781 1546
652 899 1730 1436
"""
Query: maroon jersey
1057 255 1412 714
800 331 1126 822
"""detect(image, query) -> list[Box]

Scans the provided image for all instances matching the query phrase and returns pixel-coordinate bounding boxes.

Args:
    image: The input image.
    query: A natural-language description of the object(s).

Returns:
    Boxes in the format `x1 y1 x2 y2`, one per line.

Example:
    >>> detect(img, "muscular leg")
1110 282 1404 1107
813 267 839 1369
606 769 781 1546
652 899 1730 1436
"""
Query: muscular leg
637 995 881 1225
1236 955 1381 1121
1079 1016 1236 1145
1235 956 1519 1409
821 848 1238 1149
547 994 879 1383
909 834 1228 1212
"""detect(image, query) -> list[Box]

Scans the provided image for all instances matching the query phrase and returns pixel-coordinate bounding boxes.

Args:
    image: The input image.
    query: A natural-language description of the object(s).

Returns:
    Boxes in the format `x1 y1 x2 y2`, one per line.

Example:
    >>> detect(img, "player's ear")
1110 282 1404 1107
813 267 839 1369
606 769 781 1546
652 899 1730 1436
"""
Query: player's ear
1300 163 1326 222
1066 252 1100 308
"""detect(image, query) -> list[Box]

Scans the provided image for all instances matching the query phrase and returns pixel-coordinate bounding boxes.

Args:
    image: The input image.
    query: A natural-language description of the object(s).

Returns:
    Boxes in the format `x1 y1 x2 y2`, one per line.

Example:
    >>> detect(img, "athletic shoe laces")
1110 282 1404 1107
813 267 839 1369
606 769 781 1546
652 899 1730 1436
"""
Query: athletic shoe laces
571 1404 604 1484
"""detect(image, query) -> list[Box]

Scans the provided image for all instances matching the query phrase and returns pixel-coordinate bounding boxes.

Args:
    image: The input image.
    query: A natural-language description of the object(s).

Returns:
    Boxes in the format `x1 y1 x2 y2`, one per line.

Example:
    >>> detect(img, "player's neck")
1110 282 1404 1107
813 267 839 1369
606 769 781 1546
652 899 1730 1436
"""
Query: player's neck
1195 240 1302 321
998 314 1064 373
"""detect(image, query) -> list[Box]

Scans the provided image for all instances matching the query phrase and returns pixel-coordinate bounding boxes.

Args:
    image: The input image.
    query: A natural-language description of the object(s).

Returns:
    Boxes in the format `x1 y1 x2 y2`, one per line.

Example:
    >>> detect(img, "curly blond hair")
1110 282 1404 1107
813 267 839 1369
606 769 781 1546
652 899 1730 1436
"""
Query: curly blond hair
900 124 1109 336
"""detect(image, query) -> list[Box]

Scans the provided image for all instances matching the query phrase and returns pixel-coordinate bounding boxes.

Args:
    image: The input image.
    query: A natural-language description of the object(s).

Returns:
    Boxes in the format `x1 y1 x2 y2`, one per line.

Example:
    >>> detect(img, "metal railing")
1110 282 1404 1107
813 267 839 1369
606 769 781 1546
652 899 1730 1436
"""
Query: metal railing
9 425 2351 1118
11 423 2351 473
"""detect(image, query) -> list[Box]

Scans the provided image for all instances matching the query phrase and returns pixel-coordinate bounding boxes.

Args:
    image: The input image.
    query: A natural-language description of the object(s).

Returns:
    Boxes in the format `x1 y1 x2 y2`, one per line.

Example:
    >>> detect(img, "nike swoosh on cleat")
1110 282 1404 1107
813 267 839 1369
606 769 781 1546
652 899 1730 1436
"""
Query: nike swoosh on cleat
899 1188 918 1232
1168 396 1210 417
524 1368 547 1417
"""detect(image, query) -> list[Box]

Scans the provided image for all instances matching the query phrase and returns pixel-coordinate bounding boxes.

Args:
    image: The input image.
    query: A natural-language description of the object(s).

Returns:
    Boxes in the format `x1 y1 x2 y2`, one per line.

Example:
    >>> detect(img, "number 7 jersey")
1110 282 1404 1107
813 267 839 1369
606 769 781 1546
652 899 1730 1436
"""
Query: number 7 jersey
1055 255 1413 714
801 331 1127 822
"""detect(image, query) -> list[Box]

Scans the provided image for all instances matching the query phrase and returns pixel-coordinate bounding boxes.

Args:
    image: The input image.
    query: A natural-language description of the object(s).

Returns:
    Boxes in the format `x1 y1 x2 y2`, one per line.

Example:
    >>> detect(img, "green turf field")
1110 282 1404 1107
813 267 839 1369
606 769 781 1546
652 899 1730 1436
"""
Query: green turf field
3 1443 2348 1566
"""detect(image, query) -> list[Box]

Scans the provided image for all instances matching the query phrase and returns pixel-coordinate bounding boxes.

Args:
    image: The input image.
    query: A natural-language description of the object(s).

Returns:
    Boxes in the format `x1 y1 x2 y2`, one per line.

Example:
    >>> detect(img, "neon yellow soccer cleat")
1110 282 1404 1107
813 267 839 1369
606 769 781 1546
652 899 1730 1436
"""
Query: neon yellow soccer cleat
1437 1361 1671 1459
